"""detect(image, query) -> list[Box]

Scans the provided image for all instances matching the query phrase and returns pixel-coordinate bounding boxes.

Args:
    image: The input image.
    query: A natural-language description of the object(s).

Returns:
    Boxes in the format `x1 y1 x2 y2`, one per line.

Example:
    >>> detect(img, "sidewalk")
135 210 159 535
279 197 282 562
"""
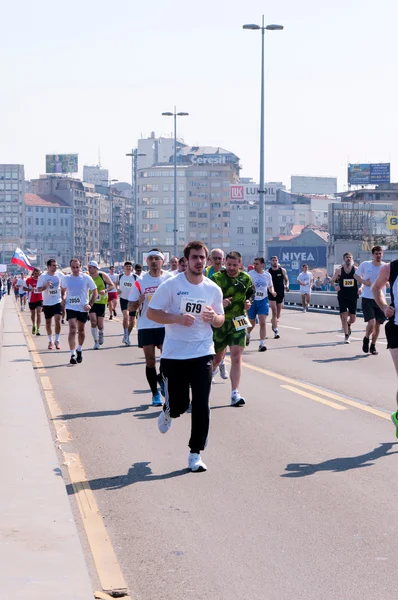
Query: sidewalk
0 297 94 600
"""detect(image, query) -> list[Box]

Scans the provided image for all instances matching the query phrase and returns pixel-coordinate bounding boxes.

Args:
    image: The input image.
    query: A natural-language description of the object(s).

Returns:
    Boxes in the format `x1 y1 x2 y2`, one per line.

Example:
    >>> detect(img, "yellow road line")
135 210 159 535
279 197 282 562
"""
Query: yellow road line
240 359 391 421
281 385 347 411
17 310 131 598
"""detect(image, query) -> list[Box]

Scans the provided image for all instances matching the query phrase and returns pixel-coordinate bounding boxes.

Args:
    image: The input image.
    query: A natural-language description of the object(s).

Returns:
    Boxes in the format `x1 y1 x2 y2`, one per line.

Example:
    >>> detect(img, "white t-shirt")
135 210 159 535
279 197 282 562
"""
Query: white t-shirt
356 260 386 300
16 278 27 295
108 273 118 285
249 270 273 301
37 271 64 306
149 272 224 359
118 273 138 300
297 271 313 293
128 270 173 330
62 273 97 312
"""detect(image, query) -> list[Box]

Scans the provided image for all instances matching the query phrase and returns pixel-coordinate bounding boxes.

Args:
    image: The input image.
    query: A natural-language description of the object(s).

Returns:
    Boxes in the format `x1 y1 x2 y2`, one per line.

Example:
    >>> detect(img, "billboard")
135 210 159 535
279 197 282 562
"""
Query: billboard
230 182 284 203
267 245 327 283
46 154 78 174
348 163 390 186
387 216 398 230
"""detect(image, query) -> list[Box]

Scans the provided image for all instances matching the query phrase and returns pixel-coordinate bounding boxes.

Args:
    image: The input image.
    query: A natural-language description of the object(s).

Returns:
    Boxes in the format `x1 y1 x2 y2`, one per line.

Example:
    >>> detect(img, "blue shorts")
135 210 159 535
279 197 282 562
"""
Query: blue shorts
248 298 269 319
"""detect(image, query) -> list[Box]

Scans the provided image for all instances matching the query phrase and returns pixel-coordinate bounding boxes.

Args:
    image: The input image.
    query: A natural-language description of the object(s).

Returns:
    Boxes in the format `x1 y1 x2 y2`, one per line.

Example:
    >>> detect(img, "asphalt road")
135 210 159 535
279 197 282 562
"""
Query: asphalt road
21 306 398 600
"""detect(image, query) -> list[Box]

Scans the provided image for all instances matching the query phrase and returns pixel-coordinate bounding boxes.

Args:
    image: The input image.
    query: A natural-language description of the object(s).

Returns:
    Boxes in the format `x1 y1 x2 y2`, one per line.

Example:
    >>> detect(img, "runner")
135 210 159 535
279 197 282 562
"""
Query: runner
147 241 224 472
331 252 359 344
118 261 139 345
297 264 313 312
355 245 386 355
15 272 28 310
61 258 98 364
24 267 43 336
373 260 398 434
178 257 187 273
247 257 276 352
13 276 19 300
205 248 228 380
169 256 179 275
211 251 254 406
268 256 289 338
107 265 119 320
134 263 143 279
87 261 115 349
37 259 64 349
128 249 172 406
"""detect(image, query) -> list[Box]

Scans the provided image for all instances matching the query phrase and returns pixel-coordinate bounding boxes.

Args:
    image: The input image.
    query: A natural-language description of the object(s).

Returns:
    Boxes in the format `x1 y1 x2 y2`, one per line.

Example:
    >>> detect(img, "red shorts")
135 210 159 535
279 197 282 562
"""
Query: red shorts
108 291 118 301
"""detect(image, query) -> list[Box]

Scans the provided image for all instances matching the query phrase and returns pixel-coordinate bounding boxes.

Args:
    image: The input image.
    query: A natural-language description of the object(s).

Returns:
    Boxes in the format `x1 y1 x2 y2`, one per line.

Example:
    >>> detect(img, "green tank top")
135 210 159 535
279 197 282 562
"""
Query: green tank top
93 273 108 304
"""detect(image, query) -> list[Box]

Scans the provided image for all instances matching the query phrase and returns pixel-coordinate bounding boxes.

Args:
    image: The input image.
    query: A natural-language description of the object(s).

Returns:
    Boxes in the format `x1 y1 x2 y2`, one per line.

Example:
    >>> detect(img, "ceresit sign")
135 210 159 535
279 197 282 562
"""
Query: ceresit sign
387 216 398 230
191 155 228 165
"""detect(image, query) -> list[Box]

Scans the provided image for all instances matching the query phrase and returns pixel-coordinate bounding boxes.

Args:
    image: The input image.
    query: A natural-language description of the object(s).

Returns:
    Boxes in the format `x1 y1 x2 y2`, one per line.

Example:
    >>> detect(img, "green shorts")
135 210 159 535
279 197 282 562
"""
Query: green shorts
213 320 247 354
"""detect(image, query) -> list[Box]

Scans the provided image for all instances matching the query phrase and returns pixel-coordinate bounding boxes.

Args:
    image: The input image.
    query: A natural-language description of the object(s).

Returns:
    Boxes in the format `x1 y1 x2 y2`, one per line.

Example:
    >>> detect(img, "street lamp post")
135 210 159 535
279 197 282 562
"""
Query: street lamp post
243 17 283 257
162 108 189 258
126 149 146 262
101 178 118 265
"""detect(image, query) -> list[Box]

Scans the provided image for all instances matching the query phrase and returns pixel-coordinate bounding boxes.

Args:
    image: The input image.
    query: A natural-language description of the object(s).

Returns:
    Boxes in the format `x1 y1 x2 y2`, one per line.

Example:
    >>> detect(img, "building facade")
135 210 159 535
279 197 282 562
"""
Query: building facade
83 165 109 186
0 164 25 264
291 175 337 195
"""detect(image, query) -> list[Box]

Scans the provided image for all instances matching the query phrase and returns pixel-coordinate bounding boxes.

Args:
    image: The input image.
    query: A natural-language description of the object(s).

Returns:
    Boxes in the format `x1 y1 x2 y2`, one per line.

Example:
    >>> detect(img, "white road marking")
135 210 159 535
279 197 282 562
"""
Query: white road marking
279 325 302 330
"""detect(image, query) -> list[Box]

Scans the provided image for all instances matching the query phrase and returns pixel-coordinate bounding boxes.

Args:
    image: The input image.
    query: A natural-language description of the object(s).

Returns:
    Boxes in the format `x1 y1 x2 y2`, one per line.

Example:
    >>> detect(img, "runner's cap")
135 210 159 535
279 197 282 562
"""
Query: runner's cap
88 260 99 268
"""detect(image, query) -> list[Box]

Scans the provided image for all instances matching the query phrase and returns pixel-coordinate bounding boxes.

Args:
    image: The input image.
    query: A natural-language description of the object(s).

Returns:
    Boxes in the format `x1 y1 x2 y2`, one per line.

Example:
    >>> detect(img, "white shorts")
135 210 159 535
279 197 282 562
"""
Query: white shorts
300 286 311 295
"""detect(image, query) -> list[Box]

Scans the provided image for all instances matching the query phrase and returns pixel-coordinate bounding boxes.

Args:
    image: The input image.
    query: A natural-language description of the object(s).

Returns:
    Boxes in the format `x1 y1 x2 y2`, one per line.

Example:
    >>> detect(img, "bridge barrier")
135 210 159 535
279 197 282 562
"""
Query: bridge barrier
284 291 390 312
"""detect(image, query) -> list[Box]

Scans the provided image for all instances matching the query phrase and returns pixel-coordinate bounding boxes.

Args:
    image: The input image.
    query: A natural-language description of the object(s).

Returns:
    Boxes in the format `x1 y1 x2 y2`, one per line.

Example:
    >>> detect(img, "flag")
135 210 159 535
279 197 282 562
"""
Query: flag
11 247 34 271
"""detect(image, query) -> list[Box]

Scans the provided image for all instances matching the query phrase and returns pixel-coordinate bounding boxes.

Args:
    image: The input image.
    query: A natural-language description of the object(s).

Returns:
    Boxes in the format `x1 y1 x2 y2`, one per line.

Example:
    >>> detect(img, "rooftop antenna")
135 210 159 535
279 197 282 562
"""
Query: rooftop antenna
98 146 101 168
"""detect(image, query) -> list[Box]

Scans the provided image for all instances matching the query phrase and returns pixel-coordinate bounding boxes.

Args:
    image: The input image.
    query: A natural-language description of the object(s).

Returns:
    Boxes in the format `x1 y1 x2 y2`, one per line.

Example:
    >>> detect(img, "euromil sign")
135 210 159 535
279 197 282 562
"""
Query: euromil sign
348 163 390 185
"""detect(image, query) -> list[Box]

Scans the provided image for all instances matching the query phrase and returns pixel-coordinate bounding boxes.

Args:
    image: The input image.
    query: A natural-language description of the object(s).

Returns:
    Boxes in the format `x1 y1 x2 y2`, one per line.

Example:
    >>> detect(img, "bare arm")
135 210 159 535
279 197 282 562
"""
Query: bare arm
128 293 145 313
373 264 394 317
88 288 98 307
331 267 341 285
102 272 115 292
282 268 289 290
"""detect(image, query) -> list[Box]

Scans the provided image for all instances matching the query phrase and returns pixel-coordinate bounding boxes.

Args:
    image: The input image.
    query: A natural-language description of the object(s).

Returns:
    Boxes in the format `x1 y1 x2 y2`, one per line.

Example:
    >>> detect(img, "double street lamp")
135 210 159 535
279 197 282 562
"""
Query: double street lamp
126 149 146 262
243 17 283 257
162 108 189 258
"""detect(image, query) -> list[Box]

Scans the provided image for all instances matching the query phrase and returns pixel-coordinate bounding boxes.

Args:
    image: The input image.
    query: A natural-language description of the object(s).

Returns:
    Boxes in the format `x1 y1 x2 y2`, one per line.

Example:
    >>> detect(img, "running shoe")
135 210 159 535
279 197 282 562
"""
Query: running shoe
93 341 100 350
370 343 378 355
48 341 54 350
152 392 163 407
212 367 219 384
32 325 36 335
158 410 172 434
125 336 131 346
219 363 229 379
344 334 350 344
113 309 117 317
36 330 41 336
61 319 65 325
188 452 207 473
246 331 250 346
391 411 398 438
273 330 280 339
98 330 104 346
109 315 113 320
76 350 83 363
70 354 77 365
55 340 61 350
231 393 246 407
362 336 369 353
258 344 267 352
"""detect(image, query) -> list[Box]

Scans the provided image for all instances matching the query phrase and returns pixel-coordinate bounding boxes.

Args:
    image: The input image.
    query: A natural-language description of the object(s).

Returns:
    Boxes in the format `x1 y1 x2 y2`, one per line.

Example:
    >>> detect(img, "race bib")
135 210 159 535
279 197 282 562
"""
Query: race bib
48 288 58 295
255 289 266 300
123 281 133 288
233 315 250 331
343 279 355 287
68 296 81 305
180 297 206 315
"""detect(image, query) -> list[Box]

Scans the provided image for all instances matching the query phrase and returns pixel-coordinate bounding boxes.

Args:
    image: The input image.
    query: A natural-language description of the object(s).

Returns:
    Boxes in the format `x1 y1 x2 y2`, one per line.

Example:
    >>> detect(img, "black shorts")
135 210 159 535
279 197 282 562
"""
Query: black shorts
138 327 165 348
361 297 386 324
28 300 43 311
43 303 62 320
120 297 136 317
385 320 398 349
89 303 106 317
268 292 284 304
338 294 357 315
66 309 89 323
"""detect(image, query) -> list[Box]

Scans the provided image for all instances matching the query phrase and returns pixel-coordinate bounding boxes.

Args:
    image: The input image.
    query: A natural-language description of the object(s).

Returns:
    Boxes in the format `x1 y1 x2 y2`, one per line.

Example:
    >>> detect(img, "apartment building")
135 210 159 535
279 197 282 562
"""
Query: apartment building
0 164 25 263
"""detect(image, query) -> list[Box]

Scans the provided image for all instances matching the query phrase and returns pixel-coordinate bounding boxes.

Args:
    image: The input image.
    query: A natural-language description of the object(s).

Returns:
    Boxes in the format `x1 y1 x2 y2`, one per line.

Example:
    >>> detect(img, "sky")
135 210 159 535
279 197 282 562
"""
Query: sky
1 0 397 190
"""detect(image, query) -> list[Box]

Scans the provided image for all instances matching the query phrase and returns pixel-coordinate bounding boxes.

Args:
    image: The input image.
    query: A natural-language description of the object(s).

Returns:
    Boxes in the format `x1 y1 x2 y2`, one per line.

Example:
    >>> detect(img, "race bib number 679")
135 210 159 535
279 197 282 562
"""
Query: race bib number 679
180 297 206 315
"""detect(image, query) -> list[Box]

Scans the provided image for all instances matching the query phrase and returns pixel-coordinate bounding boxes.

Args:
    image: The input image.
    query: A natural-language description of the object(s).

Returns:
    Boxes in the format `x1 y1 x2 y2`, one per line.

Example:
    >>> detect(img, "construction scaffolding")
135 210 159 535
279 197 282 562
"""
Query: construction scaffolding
329 202 393 242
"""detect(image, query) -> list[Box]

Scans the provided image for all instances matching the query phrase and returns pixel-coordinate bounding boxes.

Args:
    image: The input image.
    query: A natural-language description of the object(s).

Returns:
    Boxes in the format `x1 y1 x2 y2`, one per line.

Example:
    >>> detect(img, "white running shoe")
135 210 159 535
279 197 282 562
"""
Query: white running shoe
219 363 229 379
98 330 104 346
212 367 219 384
93 341 100 350
231 393 246 407
125 336 131 346
188 452 207 472
246 331 250 346
158 410 172 434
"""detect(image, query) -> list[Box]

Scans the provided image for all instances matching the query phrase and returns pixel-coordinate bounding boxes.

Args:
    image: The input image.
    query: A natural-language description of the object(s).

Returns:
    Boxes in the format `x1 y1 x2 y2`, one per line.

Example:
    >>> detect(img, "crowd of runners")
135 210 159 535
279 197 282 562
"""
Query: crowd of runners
7 241 398 472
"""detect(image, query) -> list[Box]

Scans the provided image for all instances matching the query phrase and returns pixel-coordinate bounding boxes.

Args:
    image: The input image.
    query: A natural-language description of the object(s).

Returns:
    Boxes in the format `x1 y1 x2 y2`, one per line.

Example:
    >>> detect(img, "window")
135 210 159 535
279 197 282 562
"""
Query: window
163 184 169 192
178 184 185 191
211 182 221 188
41 218 44 225
223 211 230 218
53 219 56 226
61 218 64 226
165 210 173 219
198 212 208 219
178 210 185 218
27 217 32 225
166 223 174 232
48 218 51 225
237 215 243 222
237 226 244 234
252 239 258 246
165 238 173 246
198 223 207 229
189 221 197 228
224 222 229 228
163 197 169 204
237 240 244 246
142 210 159 219
179 197 185 205
252 227 258 234
179 223 185 232
36 218 39 225
189 211 197 217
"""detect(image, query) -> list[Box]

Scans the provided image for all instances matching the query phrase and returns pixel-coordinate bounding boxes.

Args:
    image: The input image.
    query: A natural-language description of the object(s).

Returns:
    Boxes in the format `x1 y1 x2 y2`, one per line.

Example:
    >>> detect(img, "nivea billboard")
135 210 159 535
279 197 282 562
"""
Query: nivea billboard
267 245 327 284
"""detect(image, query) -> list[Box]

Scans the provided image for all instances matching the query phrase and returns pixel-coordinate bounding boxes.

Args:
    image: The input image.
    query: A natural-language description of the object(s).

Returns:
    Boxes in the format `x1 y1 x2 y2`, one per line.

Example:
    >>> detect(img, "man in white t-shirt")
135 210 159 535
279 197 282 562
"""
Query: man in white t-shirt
117 261 139 346
297 264 314 312
355 245 386 355
61 258 98 365
247 256 276 351
147 241 224 473
37 258 64 349
15 273 28 310
128 249 172 407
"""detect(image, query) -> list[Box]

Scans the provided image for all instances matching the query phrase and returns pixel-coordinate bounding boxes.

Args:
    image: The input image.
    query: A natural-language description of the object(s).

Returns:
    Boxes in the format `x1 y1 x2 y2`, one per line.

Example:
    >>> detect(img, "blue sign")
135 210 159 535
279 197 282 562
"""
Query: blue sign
267 246 327 287
348 163 390 185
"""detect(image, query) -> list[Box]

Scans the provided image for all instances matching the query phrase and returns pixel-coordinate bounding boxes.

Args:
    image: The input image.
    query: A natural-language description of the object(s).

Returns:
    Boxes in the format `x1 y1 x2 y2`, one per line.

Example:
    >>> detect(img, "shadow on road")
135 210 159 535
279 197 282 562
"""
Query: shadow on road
313 355 370 364
54 403 155 420
117 361 146 367
281 442 398 478
66 461 189 493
